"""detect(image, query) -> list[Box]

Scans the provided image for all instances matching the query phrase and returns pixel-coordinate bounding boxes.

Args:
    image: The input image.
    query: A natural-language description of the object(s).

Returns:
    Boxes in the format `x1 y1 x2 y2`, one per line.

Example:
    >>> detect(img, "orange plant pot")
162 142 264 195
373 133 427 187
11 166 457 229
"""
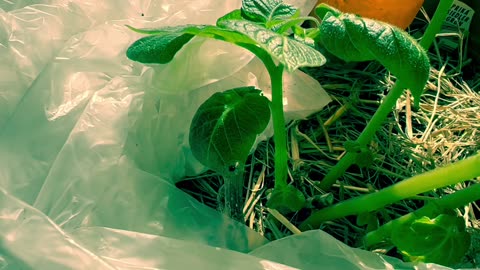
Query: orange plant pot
314 0 425 29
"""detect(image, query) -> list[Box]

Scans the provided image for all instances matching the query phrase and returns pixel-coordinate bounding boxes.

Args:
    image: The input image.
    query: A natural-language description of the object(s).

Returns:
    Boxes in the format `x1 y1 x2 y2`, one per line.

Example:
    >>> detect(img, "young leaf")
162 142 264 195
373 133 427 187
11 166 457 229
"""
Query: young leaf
318 11 430 106
315 3 341 19
241 0 297 25
126 20 326 71
269 15 317 35
126 33 194 64
267 185 306 213
391 214 471 266
189 87 270 174
126 24 258 64
217 9 244 25
219 19 326 72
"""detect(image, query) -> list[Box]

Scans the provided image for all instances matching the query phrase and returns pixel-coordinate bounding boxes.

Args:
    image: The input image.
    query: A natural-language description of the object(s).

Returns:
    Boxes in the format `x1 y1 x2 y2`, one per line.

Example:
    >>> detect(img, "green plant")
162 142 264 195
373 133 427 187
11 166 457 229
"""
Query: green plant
297 152 480 266
363 182 480 266
126 0 479 265
188 86 271 220
317 0 455 190
126 0 328 218
126 0 431 218
297 0 480 265
299 152 480 228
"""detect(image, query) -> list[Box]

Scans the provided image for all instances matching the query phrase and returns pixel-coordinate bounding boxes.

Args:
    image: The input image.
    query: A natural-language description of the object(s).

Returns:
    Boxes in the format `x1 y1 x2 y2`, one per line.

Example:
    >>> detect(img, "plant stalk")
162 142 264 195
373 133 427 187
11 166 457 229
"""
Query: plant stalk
300 152 480 230
222 169 245 222
419 0 454 50
319 80 407 190
364 183 480 246
269 64 288 188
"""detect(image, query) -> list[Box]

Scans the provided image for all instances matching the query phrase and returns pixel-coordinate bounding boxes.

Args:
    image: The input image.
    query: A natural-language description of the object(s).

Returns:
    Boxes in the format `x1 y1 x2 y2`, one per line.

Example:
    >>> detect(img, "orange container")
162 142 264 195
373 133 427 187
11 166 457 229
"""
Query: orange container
314 0 425 29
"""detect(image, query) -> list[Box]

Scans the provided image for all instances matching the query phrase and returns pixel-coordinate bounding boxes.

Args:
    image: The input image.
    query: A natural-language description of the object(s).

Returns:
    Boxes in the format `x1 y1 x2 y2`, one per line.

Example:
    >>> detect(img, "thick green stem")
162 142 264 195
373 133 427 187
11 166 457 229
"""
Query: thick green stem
222 169 245 222
269 65 288 188
419 0 455 50
240 44 289 189
364 183 480 246
300 152 480 230
233 45 291 195
319 80 408 190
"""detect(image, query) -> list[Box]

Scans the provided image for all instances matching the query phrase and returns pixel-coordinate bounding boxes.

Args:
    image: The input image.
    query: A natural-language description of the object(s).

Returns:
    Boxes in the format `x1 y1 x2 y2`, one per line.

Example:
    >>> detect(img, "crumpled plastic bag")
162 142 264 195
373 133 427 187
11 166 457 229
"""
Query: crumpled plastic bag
0 0 454 269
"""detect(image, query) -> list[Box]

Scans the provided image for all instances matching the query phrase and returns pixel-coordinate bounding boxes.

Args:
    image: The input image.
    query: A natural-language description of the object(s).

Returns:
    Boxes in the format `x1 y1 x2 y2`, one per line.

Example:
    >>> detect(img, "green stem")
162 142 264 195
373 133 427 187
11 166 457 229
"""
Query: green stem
269 64 288 188
300 152 480 230
234 44 289 189
319 80 408 190
364 183 480 246
419 0 454 50
222 168 245 222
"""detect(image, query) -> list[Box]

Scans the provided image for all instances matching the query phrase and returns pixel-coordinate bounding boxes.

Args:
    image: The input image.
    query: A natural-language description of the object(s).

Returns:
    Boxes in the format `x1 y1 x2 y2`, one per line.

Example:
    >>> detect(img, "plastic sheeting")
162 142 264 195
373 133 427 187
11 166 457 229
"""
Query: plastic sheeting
0 0 453 269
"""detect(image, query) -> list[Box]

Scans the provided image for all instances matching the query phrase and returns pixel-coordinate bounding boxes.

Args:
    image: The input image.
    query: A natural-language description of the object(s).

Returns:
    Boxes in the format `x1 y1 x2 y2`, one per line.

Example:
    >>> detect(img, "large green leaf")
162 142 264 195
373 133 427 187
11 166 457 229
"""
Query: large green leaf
219 19 326 72
126 19 326 72
126 24 257 64
241 0 297 25
391 214 470 266
318 7 430 106
189 87 270 174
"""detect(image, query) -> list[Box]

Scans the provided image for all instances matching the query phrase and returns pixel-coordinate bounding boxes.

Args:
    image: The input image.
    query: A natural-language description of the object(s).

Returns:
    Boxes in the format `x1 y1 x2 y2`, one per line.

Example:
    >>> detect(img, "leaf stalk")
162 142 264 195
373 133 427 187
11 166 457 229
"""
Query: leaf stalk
268 64 288 189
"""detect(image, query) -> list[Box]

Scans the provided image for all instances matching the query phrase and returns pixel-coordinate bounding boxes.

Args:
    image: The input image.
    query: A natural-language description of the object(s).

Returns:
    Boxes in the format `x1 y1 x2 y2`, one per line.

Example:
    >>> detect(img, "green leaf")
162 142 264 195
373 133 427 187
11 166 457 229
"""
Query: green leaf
189 87 271 174
267 185 306 213
126 33 194 64
217 9 244 25
315 3 342 19
219 19 326 72
391 214 471 266
241 0 297 26
318 12 430 106
126 24 258 64
126 20 326 71
269 14 316 34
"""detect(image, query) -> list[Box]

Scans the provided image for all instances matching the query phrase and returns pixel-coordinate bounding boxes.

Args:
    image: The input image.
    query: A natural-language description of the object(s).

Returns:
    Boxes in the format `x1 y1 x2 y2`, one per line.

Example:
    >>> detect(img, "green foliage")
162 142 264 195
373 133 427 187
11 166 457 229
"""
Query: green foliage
217 9 244 23
316 4 430 106
126 24 258 64
189 87 270 174
126 21 325 72
241 0 298 26
391 214 471 266
126 0 325 215
126 3 457 257
126 33 194 64
217 19 326 72
267 185 306 213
